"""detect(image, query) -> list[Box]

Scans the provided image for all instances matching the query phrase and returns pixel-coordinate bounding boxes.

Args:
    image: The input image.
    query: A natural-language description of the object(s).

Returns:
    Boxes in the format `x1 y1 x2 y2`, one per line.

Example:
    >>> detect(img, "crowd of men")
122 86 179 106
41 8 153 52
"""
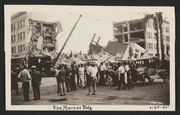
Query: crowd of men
11 61 137 102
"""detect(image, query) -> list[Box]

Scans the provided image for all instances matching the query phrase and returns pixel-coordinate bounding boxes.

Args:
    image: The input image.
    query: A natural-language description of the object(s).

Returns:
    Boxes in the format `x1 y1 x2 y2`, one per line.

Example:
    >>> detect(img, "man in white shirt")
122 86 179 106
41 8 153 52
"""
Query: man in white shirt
18 65 31 101
117 62 125 90
78 64 85 88
87 63 98 95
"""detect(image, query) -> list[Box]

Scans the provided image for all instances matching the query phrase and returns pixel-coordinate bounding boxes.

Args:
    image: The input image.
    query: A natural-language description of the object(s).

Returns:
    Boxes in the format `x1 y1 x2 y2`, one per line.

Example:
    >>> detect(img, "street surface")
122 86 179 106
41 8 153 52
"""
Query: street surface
11 77 169 105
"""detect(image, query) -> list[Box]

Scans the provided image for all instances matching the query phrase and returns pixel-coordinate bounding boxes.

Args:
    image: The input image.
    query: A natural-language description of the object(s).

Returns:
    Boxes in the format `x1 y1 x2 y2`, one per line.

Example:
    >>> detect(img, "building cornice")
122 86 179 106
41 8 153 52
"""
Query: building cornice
11 11 27 20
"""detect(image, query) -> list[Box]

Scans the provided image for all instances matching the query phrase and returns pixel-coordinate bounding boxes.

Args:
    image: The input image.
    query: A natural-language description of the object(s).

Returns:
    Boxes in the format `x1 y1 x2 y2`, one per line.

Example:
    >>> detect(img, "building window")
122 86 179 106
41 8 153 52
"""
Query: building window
149 43 153 49
154 33 156 39
130 31 145 42
23 31 25 40
21 45 23 52
23 19 25 27
114 25 123 33
12 46 16 54
23 44 25 51
166 36 170 42
130 22 143 31
14 35 16 43
20 33 22 41
18 46 20 53
115 35 123 42
11 24 13 31
124 34 128 42
20 20 22 28
13 23 15 31
18 21 19 29
11 23 16 31
14 47 16 53
122 24 128 32
147 43 153 49
11 35 16 43
149 32 151 39
11 35 13 43
18 33 19 41
11 47 13 54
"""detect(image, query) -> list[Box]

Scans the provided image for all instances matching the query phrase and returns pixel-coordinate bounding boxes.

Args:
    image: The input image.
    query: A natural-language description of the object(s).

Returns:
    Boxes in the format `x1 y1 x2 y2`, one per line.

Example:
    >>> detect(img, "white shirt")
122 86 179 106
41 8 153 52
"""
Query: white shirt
87 66 92 75
54 69 60 77
125 65 130 71
78 67 84 75
118 66 125 73
100 65 106 71
90 66 98 77
18 69 31 82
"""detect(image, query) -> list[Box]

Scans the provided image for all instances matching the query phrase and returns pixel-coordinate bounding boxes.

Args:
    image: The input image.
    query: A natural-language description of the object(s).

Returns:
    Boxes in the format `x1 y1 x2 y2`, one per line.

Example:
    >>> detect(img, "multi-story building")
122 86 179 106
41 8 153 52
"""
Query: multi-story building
11 12 61 68
113 16 170 59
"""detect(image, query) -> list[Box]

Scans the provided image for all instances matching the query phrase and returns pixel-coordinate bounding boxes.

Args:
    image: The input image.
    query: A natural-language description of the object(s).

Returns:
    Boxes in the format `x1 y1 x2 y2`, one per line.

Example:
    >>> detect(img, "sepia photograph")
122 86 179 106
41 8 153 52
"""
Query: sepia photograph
4 5 175 111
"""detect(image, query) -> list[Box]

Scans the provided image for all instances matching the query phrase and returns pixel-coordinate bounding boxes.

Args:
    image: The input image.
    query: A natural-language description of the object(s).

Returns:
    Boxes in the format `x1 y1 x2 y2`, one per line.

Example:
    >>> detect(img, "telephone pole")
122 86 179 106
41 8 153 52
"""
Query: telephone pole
155 13 160 60
158 12 165 61
52 14 82 66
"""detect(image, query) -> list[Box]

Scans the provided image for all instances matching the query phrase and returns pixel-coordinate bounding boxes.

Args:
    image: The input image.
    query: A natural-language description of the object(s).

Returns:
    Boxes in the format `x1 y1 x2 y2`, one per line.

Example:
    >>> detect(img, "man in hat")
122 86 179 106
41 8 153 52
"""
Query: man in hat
31 65 42 100
18 65 31 101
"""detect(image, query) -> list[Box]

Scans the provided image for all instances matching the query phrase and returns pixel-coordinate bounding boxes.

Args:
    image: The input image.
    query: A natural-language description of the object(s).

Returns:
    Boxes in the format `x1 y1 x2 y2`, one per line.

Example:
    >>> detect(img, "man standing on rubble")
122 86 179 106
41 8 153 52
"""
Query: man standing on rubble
18 65 31 101
31 65 42 100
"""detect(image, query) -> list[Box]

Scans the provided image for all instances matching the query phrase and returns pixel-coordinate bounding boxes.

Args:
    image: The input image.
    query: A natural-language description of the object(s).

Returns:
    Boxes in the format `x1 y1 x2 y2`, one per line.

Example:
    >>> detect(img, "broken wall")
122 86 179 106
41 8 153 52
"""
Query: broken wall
27 19 61 58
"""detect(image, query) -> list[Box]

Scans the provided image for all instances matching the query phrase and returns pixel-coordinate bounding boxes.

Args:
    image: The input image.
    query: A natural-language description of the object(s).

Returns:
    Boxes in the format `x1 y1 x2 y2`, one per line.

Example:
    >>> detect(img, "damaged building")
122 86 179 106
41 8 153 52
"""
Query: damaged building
11 12 62 73
88 40 146 62
113 16 170 58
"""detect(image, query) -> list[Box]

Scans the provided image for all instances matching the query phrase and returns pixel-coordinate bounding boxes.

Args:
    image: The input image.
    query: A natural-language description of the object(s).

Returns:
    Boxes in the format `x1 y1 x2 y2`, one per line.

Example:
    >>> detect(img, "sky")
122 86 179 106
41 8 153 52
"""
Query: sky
10 6 171 54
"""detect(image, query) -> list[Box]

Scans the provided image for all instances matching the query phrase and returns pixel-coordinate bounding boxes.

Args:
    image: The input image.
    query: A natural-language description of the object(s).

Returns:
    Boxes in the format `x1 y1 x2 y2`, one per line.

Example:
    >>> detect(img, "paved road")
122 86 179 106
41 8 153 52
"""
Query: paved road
11 77 169 105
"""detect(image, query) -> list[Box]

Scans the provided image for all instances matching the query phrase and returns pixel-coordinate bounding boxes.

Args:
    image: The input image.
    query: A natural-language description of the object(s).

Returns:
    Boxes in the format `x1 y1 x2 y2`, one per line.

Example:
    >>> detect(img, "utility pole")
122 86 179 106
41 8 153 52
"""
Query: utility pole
158 12 165 61
52 14 82 66
155 13 160 60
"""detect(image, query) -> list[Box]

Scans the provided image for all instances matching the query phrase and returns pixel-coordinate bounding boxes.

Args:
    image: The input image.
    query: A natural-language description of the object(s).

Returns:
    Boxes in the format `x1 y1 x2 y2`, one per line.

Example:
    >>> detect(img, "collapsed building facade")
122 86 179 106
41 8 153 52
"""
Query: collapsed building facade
11 12 62 74
88 40 146 64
